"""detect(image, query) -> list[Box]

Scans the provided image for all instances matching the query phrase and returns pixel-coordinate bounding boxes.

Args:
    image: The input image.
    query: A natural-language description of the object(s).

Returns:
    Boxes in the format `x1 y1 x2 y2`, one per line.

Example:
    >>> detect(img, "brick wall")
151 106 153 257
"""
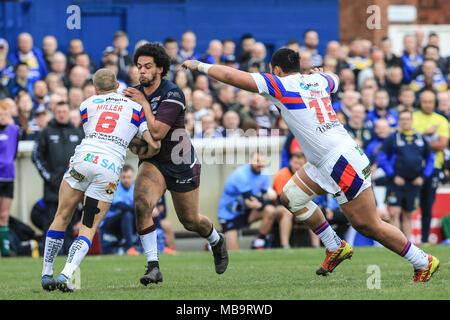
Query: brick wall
339 0 448 46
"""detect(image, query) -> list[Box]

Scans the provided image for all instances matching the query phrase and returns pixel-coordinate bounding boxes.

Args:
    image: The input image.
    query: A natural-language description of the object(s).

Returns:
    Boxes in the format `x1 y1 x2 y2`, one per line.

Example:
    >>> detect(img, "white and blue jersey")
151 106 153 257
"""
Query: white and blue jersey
218 164 270 221
250 72 354 167
77 92 148 164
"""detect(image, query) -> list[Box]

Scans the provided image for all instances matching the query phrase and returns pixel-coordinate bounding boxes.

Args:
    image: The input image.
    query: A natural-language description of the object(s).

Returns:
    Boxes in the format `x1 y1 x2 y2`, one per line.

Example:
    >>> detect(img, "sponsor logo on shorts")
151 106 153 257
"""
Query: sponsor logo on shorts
83 153 121 175
105 182 118 195
362 164 371 179
69 168 85 182
176 178 193 184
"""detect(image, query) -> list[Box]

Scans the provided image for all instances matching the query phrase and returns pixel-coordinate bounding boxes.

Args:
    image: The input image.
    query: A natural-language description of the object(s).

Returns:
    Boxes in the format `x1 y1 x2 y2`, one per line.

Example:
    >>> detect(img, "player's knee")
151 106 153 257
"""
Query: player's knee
134 192 154 216
264 204 276 219
179 215 197 232
352 218 378 238
54 209 73 225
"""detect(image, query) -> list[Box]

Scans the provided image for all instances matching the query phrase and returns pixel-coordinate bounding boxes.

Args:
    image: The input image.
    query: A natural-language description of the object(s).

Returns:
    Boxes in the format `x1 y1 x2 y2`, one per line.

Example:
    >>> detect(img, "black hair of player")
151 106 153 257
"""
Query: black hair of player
270 48 300 74
133 42 170 78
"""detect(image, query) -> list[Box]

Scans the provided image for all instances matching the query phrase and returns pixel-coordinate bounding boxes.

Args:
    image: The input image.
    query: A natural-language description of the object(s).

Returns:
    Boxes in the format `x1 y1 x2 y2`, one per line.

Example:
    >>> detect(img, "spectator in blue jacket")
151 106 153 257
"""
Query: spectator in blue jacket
0 39 15 89
8 33 48 83
6 62 34 98
401 34 423 84
376 110 434 239
218 152 277 250
364 89 398 129
179 31 201 62
365 118 392 165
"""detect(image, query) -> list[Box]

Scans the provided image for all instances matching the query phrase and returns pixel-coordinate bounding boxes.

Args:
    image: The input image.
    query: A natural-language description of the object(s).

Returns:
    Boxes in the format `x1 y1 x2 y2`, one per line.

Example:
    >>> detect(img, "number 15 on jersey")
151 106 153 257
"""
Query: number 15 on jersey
307 97 337 124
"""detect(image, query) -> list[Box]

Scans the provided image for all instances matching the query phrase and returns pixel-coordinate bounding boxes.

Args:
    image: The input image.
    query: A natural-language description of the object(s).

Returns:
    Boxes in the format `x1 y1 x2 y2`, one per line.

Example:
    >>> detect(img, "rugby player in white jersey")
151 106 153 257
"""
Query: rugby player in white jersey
40 68 160 292
182 48 439 283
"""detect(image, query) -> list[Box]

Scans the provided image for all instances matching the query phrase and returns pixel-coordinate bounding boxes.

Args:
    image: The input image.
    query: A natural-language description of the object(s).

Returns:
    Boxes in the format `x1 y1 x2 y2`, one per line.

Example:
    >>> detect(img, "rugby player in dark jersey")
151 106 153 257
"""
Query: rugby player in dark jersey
123 43 228 285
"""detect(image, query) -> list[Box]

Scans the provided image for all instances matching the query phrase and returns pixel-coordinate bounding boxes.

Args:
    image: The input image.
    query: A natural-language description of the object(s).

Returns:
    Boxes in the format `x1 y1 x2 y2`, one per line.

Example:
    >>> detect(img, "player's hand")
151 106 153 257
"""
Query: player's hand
309 67 323 74
393 175 405 186
412 176 424 186
152 207 160 218
123 87 147 106
182 60 200 72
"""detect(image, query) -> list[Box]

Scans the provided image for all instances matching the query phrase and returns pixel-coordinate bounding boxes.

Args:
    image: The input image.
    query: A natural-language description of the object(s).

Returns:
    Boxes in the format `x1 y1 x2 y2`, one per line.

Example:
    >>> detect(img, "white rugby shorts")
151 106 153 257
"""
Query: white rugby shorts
63 151 121 203
304 141 372 205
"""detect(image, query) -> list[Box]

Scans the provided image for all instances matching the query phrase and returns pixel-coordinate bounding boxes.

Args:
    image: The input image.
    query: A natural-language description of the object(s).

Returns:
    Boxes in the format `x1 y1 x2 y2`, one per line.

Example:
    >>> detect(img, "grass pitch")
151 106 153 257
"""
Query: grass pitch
0 246 448 300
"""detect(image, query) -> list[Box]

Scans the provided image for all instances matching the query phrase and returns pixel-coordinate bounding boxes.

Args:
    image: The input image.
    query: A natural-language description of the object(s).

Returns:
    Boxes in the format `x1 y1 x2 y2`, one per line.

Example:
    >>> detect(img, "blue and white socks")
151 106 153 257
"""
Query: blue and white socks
42 230 92 280
60 236 91 279
313 221 342 251
400 240 429 269
42 230 65 277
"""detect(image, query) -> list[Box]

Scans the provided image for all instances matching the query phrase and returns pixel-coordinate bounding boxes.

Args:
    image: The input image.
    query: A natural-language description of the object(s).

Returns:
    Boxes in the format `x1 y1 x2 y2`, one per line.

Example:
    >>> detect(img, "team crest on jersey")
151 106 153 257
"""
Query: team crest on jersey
105 182 118 195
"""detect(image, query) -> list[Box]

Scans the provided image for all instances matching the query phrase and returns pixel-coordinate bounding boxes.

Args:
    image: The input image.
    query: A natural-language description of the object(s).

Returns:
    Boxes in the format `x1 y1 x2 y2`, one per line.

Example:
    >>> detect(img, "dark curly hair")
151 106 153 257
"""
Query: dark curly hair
133 42 171 78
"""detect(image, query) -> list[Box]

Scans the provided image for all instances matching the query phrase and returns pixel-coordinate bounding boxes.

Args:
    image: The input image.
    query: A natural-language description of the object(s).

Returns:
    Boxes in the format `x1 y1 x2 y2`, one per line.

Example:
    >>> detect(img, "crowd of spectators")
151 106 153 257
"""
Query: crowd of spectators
0 27 449 255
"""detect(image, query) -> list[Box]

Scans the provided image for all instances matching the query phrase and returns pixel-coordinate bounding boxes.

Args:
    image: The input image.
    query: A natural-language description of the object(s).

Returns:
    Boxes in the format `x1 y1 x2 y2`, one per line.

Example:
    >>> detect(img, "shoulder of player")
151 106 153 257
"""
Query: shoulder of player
161 88 186 108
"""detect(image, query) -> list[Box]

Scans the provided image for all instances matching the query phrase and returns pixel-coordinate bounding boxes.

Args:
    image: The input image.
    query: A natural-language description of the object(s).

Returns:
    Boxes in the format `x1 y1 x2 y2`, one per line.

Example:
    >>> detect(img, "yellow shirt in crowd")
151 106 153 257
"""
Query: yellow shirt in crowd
412 110 449 169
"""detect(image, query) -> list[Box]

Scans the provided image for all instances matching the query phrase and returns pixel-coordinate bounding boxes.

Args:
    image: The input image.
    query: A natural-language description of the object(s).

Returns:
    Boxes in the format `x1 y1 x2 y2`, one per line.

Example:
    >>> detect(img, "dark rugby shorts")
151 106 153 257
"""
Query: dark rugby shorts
387 181 420 212
219 210 252 233
139 158 201 193
0 181 14 199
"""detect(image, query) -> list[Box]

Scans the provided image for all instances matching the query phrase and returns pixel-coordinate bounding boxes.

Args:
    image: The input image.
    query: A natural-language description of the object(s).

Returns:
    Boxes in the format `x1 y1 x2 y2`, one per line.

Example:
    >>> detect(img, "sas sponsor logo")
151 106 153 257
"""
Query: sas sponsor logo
300 82 320 91
83 153 121 175
300 82 309 90
105 182 118 195
92 98 105 104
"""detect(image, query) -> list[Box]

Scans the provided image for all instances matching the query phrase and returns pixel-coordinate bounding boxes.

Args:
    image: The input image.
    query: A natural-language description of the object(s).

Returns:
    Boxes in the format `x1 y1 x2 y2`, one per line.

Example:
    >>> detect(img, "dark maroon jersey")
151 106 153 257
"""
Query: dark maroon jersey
134 80 196 165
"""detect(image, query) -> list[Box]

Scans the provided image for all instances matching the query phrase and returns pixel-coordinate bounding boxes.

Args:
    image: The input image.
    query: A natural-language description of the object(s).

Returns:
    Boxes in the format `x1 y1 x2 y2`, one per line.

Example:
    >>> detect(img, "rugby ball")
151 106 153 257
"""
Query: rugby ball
129 142 148 155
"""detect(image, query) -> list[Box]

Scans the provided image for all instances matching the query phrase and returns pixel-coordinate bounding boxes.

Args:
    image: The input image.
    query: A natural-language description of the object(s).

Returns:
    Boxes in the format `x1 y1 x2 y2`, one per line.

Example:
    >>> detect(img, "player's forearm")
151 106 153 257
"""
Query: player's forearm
142 130 161 156
140 99 165 141
199 63 258 93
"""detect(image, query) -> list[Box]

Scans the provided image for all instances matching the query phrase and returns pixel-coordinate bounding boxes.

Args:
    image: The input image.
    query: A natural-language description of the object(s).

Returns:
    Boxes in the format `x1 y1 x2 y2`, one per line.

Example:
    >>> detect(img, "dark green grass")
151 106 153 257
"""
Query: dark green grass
0 246 448 300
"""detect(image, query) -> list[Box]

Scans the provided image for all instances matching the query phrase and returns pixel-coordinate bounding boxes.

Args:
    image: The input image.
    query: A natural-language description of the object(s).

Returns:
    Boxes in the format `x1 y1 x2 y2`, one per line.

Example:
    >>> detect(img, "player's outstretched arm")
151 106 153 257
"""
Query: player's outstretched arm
182 60 259 93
